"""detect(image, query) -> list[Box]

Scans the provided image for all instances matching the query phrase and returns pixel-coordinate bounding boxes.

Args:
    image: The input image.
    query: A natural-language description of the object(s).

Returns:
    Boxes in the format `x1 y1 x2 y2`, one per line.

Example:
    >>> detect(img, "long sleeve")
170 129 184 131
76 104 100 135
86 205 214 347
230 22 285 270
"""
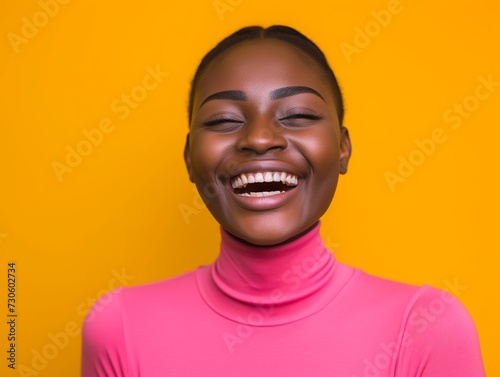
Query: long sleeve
396 286 485 376
78 226 486 376
81 289 129 377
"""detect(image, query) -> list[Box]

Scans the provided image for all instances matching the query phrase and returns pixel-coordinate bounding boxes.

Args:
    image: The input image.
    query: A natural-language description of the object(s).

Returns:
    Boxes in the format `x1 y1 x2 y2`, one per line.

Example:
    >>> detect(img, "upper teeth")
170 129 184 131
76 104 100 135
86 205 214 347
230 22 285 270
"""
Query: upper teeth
231 172 299 189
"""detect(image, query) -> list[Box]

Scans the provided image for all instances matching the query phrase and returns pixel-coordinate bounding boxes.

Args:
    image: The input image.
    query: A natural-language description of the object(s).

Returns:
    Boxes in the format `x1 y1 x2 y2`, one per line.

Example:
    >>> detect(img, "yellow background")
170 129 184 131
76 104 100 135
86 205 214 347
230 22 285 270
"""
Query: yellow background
1 0 498 376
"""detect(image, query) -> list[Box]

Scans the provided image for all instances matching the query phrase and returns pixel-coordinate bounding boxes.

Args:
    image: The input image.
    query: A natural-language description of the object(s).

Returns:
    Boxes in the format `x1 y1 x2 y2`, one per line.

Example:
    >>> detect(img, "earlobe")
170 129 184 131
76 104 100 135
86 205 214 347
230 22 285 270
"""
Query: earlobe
183 133 195 183
339 126 352 174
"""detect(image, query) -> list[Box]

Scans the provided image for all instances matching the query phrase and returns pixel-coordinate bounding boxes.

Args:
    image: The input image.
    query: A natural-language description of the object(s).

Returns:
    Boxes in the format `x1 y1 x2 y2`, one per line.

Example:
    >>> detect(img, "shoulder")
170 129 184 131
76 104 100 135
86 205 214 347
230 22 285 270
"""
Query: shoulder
344 269 485 376
81 287 128 376
350 269 480 339
83 268 199 328
396 283 485 376
81 269 201 376
340 268 426 313
401 283 482 350
345 268 470 314
121 268 200 304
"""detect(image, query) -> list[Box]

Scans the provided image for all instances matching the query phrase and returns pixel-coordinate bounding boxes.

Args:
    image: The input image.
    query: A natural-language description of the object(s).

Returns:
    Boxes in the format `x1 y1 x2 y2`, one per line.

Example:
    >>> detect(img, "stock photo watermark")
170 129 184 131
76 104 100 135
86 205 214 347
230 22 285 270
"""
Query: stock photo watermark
6 261 17 370
7 0 71 54
213 0 244 21
384 74 498 192
16 268 135 376
179 186 207 224
51 64 169 183
222 236 340 354
339 0 407 63
179 117 303 224
349 277 468 377
179 156 243 224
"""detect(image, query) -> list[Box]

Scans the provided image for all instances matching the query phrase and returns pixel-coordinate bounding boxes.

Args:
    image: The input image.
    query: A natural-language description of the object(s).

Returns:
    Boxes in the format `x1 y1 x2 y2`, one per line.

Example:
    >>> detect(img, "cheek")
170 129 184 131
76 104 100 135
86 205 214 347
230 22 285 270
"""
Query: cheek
295 127 341 216
315 138 339 169
295 127 340 176
190 133 232 182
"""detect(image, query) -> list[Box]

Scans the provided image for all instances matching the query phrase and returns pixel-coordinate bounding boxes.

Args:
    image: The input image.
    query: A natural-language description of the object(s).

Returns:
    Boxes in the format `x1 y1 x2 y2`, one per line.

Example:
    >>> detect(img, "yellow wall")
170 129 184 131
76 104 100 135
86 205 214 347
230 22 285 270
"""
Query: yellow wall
1 0 498 375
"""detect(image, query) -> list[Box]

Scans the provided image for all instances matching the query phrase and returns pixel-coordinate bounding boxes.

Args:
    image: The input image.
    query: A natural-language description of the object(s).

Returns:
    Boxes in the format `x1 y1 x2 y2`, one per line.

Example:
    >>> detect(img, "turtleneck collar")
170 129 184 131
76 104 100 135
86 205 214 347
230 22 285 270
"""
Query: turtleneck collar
196 222 355 326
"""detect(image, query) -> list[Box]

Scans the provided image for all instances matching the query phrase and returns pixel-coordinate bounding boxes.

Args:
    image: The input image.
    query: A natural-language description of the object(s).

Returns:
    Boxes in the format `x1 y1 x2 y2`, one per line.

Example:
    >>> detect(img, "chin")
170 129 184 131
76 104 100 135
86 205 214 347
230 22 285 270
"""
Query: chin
222 215 317 247
229 230 293 247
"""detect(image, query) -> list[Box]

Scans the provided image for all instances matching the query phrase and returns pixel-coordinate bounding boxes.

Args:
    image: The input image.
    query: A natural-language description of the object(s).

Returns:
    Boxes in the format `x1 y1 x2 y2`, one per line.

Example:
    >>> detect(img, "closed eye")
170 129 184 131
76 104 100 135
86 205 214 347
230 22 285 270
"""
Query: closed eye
278 113 324 127
202 118 244 127
279 113 323 121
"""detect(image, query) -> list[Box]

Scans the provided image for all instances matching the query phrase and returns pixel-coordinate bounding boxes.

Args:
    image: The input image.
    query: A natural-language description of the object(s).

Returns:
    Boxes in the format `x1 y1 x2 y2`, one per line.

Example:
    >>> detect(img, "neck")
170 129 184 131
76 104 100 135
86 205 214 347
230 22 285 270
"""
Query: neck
216 222 331 301
196 222 354 326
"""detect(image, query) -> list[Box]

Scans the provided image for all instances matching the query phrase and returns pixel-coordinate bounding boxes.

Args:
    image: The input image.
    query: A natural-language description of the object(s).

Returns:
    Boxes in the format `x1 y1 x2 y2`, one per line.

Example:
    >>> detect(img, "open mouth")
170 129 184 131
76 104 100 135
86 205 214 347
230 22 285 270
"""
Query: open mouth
230 172 299 197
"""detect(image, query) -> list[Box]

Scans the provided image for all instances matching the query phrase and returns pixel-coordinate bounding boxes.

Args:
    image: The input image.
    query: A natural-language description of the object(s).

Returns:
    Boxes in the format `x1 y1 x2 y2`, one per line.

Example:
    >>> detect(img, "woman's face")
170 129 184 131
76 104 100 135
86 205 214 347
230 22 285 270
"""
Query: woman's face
185 39 351 245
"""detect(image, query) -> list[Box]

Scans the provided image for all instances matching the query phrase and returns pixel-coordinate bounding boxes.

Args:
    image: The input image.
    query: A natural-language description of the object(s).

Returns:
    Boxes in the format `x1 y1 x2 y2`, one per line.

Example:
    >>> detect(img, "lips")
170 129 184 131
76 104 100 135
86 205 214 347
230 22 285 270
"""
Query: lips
230 171 299 197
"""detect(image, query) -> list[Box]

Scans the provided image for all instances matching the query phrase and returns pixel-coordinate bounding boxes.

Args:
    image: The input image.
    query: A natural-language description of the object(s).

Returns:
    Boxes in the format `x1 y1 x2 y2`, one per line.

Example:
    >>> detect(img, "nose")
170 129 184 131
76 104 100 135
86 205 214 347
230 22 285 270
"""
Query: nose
235 117 287 154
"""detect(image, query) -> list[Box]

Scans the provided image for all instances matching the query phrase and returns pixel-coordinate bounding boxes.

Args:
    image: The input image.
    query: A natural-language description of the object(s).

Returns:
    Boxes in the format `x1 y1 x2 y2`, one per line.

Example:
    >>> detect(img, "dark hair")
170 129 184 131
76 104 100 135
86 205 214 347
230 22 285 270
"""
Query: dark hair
187 25 345 126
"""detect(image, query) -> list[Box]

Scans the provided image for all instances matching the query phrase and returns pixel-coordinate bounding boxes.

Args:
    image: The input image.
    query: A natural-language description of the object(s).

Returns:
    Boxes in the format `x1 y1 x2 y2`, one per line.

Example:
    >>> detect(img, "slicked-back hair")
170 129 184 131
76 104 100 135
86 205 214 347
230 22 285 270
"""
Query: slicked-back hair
187 25 345 126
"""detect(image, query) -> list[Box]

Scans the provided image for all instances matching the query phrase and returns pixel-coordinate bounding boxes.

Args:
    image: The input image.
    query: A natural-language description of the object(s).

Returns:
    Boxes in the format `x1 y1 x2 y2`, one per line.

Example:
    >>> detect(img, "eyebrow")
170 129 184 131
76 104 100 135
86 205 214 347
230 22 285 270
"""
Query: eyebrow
199 90 247 108
198 86 325 109
269 86 325 101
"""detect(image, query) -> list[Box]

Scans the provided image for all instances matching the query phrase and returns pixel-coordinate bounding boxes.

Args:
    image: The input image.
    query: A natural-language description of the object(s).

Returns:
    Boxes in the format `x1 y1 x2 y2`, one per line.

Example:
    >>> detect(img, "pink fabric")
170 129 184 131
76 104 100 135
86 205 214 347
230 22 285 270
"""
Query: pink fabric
81 223 485 376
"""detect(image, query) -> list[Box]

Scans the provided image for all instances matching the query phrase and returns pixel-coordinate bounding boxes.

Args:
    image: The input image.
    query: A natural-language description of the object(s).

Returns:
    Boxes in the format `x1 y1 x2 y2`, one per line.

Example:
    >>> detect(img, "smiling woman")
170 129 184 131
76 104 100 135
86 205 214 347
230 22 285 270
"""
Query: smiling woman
185 28 351 246
81 25 486 377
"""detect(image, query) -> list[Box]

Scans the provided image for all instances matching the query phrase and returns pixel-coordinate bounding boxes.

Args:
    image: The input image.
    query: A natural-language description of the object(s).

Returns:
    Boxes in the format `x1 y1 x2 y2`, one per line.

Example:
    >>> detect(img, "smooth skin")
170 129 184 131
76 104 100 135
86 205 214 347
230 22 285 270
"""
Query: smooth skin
184 39 351 246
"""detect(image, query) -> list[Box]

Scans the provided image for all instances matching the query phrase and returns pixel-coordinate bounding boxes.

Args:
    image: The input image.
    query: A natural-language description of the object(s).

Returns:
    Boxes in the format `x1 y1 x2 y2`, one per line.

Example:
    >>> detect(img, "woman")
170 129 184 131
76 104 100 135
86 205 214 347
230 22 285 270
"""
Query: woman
82 25 485 376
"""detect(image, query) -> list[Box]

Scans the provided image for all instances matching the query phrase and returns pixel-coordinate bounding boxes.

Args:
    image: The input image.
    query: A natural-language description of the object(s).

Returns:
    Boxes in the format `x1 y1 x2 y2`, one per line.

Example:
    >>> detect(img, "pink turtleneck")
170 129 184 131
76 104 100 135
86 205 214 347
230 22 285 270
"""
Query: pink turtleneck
81 223 485 376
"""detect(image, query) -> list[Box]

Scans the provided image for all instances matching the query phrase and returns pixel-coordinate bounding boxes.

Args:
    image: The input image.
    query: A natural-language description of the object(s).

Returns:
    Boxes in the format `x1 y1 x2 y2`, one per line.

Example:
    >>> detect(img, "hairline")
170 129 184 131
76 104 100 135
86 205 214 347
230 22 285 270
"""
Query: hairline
193 39 339 114
188 26 345 126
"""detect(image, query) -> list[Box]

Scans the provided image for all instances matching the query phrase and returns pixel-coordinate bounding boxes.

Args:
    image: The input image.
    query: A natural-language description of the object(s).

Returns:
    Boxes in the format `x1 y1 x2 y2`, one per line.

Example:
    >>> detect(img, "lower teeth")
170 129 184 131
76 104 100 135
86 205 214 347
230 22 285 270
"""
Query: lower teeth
238 191 285 197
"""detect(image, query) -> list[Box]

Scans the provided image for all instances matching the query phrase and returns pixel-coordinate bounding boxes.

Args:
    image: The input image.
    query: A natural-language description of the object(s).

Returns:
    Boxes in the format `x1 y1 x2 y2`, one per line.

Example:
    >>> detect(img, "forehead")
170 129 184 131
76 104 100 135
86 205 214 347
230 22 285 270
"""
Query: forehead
195 39 333 105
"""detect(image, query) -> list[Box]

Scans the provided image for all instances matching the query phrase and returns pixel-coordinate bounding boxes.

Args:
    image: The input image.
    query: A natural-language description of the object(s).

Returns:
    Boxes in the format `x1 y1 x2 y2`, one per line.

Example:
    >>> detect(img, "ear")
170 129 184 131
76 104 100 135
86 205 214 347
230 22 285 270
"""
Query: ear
183 133 195 183
339 126 352 174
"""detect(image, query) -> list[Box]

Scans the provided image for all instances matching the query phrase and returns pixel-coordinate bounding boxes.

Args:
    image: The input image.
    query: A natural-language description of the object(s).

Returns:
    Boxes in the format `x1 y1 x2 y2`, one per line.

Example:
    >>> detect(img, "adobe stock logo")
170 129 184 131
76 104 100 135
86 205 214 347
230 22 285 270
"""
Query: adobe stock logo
179 158 243 224
222 237 339 354
7 0 71 54
339 0 405 63
384 74 498 192
16 268 135 377
349 277 468 377
213 0 243 21
51 64 169 182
